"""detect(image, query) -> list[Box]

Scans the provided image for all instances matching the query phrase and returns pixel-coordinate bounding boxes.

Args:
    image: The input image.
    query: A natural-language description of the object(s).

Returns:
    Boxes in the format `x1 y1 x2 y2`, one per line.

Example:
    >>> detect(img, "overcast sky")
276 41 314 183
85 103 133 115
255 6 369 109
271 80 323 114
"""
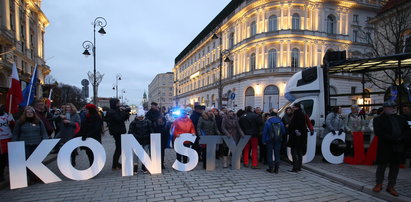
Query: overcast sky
42 0 230 105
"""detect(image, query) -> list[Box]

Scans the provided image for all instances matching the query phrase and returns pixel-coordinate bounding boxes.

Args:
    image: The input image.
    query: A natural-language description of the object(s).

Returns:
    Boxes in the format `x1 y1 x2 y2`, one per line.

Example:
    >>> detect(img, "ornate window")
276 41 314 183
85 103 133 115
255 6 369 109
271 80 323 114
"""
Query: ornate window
291 48 299 68
268 15 278 31
268 49 277 68
327 15 336 34
292 14 300 30
250 21 257 36
249 53 256 71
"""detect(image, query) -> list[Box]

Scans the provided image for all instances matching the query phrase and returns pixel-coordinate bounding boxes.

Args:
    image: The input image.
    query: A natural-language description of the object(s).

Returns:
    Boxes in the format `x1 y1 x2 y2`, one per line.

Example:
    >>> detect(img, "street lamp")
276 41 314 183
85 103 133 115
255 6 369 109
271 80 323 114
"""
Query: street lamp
212 33 232 109
120 89 126 104
82 17 107 105
113 73 122 99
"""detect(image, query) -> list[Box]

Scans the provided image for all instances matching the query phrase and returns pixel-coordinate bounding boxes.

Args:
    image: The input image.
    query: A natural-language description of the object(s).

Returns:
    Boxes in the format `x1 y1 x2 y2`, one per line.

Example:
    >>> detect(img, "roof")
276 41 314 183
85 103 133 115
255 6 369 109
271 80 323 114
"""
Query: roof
174 0 245 65
328 53 411 74
379 0 411 14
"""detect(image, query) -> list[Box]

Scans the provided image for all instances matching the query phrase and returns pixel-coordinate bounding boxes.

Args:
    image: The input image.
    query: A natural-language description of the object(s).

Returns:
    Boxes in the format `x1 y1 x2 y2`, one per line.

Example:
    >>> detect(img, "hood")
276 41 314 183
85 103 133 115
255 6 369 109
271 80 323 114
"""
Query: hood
109 98 119 109
267 116 282 124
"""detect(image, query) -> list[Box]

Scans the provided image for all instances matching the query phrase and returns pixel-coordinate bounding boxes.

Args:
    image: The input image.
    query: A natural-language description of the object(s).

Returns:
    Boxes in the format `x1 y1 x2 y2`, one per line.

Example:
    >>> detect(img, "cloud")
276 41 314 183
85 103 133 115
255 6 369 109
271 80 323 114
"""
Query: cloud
42 0 230 105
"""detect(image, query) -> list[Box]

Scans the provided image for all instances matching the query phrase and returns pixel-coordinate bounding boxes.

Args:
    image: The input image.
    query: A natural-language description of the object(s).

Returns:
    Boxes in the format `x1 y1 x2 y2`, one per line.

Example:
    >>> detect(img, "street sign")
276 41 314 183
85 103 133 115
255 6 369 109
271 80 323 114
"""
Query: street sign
230 93 236 100
81 79 89 86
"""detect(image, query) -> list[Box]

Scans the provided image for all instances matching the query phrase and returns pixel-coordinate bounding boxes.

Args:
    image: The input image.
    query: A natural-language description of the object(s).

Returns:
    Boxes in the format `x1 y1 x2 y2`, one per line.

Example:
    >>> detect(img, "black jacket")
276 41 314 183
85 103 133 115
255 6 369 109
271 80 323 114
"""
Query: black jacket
146 109 161 123
79 114 103 142
374 113 410 164
190 111 202 131
287 109 308 148
129 118 153 145
239 112 263 137
107 108 128 136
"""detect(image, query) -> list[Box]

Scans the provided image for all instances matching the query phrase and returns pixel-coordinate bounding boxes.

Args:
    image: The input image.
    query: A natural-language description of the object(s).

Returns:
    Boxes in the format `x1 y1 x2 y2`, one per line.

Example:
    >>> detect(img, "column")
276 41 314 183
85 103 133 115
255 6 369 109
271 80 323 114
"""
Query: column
345 12 349 35
261 44 266 69
302 5 306 30
234 54 238 75
288 5 291 30
280 5 284 30
243 50 247 72
304 41 308 68
280 41 284 67
255 45 260 69
314 42 318 66
321 43 326 65
309 42 313 67
263 8 267 32
15 0 20 40
287 40 291 67
2 0 11 30
256 8 260 34
337 11 341 35
25 8 30 49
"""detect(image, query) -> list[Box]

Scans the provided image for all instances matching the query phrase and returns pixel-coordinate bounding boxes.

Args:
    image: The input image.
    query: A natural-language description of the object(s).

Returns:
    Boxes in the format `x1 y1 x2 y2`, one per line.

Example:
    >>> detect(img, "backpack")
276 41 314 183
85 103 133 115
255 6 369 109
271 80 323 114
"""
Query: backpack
269 122 282 141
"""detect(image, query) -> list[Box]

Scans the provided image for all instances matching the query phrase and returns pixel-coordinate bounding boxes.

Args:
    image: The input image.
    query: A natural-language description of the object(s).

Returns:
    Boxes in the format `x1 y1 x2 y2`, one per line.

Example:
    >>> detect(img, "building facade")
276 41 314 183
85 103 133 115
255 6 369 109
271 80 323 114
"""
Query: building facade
173 0 383 111
148 72 174 110
0 0 50 105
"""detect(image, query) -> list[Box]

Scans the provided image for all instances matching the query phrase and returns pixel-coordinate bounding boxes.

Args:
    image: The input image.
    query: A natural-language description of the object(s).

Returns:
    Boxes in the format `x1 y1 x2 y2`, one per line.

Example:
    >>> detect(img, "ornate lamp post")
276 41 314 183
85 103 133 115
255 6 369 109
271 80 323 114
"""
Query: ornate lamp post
82 17 107 105
212 33 231 109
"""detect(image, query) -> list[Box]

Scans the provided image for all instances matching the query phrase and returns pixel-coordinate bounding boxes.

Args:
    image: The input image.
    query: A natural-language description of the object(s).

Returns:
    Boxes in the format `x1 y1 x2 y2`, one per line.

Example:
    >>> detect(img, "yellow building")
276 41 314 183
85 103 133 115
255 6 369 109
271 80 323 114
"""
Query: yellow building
0 0 50 105
173 0 382 111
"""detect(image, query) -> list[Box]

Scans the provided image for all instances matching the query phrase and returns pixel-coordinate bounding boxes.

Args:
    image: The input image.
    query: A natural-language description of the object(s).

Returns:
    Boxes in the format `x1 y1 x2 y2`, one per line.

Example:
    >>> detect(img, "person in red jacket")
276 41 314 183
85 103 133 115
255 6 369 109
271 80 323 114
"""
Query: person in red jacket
172 107 196 163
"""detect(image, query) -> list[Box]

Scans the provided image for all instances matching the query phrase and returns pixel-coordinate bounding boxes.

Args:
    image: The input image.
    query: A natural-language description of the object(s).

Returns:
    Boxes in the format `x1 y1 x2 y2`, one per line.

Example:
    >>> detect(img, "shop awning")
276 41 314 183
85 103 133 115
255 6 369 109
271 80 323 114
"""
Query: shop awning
328 53 411 74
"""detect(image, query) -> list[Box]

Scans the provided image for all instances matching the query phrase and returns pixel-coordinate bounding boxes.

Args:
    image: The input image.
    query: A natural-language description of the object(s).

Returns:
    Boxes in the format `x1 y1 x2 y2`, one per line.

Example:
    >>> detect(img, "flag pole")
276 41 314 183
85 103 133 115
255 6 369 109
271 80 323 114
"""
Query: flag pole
8 94 12 114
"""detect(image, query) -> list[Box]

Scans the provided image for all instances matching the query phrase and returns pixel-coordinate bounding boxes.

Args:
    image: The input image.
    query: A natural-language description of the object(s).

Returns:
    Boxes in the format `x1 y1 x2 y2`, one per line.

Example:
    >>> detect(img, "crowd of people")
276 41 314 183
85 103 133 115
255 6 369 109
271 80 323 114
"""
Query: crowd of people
0 98 410 197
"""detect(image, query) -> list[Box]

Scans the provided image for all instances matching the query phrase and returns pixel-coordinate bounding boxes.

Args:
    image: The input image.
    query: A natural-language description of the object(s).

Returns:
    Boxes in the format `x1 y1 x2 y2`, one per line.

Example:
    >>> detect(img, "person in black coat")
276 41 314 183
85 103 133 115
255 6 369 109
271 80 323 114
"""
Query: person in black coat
239 106 263 168
372 101 410 197
152 115 168 169
79 104 103 166
107 98 129 170
145 102 161 123
129 111 153 173
287 103 308 172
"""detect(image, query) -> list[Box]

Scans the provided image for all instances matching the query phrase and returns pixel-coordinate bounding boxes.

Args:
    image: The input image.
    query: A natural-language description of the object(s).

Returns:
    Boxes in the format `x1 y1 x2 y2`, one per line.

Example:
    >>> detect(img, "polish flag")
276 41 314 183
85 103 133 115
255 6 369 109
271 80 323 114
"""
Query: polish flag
5 63 23 114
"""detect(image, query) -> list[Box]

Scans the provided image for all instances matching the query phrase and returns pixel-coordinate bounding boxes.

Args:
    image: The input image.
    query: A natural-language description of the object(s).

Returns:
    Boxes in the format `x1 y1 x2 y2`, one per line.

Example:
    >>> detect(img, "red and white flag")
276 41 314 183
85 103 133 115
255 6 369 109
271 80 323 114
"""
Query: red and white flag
5 63 23 114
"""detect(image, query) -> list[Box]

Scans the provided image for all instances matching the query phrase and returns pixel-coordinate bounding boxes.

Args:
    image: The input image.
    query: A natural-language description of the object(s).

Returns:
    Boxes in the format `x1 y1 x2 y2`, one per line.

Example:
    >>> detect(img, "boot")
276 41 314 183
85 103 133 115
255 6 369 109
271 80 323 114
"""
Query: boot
386 187 399 197
133 164 138 174
372 184 382 192
223 156 228 168
274 166 279 174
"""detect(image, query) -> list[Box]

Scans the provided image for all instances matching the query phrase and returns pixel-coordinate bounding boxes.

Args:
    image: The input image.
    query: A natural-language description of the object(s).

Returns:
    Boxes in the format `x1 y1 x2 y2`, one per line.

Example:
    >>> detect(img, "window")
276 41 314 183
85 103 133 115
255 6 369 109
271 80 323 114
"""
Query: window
327 15 336 34
405 36 411 53
249 53 256 71
268 15 278 32
229 33 235 48
292 14 300 30
268 49 277 68
353 14 359 23
250 21 257 36
353 30 358 42
351 86 356 94
298 99 314 117
291 48 299 68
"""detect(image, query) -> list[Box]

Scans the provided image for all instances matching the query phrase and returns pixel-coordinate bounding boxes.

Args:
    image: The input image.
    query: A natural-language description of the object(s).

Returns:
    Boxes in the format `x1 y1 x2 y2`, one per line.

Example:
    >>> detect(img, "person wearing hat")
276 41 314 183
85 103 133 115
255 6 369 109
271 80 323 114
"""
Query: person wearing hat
129 109 153 174
107 98 129 170
78 104 103 166
172 107 196 163
372 101 410 197
146 102 161 123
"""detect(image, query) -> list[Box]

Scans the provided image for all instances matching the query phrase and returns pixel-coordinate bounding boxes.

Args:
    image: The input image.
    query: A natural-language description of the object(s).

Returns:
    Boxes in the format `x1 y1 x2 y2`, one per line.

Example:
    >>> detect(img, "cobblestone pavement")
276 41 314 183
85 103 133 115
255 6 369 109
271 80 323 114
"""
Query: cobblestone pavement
0 119 385 201
304 155 411 201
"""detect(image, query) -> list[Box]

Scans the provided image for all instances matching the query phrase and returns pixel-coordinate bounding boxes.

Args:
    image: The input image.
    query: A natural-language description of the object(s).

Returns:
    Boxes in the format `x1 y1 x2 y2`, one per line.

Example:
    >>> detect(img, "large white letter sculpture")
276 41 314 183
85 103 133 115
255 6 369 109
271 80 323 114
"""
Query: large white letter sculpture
321 132 346 164
199 136 223 170
172 133 198 171
222 136 251 170
8 139 61 189
57 137 106 180
287 132 317 164
121 133 162 176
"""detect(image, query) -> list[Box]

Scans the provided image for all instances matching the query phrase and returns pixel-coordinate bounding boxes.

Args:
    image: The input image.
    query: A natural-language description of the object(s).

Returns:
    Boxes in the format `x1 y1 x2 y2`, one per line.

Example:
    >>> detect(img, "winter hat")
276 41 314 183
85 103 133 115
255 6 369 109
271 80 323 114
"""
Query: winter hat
85 104 97 110
137 105 145 117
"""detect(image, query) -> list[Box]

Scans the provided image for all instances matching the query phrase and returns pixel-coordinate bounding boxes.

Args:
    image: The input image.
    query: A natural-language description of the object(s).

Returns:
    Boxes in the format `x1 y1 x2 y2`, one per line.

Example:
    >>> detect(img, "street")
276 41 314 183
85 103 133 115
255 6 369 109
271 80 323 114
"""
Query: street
0 117 384 202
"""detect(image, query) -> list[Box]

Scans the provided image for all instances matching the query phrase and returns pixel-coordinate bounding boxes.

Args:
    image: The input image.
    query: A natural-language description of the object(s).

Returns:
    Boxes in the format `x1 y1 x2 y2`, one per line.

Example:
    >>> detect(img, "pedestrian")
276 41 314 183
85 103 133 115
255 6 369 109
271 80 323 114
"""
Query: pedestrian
281 107 293 158
0 104 15 181
12 106 48 184
33 100 54 137
239 106 263 169
129 109 153 174
107 98 129 170
255 107 267 165
372 101 410 197
345 105 365 156
146 102 161 123
263 111 286 174
190 105 204 161
172 107 196 163
197 107 221 169
324 106 345 157
287 103 310 172
213 108 223 159
153 115 168 169
78 104 103 166
221 109 245 168
54 103 81 166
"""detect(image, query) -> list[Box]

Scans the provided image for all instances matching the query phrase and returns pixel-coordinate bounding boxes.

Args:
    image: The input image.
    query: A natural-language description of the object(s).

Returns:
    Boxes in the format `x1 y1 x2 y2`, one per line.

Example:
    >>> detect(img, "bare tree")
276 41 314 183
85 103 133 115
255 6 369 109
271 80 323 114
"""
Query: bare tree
357 3 411 90
45 75 57 85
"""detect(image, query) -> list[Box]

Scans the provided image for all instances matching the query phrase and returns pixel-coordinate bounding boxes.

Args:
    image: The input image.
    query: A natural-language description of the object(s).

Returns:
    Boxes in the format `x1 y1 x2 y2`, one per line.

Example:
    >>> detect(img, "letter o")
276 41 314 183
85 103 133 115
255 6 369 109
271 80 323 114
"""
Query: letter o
57 137 106 180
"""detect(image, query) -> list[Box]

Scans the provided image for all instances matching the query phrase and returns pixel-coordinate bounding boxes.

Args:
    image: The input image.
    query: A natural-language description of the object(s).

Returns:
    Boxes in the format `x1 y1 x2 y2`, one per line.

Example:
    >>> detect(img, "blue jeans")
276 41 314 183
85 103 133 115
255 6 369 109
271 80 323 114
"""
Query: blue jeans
266 139 281 169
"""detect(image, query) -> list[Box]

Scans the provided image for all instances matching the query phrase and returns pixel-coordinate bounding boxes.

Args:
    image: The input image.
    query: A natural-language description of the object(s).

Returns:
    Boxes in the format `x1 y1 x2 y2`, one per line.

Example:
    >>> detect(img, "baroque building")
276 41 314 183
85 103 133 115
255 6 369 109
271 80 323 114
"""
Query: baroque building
0 0 50 105
173 0 382 111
